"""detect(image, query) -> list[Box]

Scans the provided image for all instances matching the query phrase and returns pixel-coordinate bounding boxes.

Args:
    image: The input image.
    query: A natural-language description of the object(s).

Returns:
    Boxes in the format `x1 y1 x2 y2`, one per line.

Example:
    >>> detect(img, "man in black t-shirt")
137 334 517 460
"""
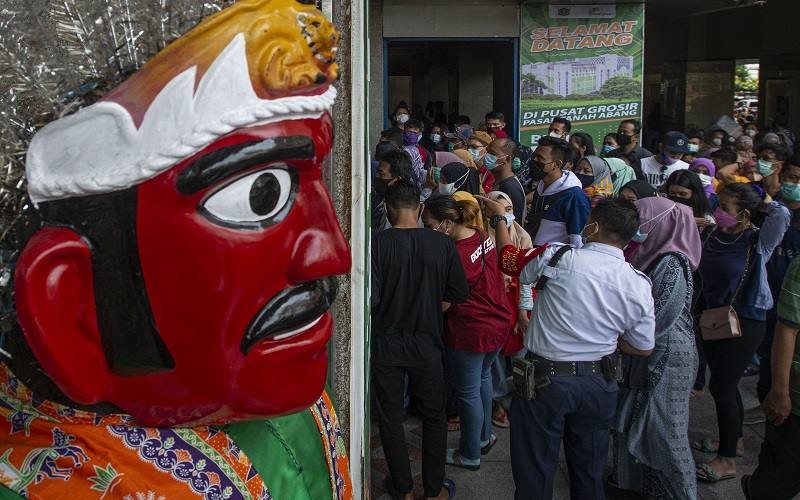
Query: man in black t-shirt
605 119 652 178
371 180 468 500
488 138 527 222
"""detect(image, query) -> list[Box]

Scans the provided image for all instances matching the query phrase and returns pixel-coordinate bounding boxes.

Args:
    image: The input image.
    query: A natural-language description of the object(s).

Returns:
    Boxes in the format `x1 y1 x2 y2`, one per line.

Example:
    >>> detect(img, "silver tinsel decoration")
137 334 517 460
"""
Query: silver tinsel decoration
0 0 238 336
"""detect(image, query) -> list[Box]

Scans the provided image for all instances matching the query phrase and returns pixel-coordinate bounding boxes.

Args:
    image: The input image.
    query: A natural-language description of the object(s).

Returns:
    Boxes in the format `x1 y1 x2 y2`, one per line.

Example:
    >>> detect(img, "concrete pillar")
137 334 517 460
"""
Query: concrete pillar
369 0 385 139
458 44 493 125
332 0 369 496
684 61 735 130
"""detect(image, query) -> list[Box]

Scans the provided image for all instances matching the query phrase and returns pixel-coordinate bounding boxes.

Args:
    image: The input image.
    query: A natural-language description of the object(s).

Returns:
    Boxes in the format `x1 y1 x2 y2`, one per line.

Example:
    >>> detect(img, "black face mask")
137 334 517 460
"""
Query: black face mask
529 160 550 181
575 173 595 188
668 195 693 208
374 177 391 196
616 133 633 147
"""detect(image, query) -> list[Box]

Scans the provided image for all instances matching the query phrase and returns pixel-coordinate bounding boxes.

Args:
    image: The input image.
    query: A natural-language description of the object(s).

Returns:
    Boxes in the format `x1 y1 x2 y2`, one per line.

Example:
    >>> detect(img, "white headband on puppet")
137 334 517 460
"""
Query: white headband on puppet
25 33 336 205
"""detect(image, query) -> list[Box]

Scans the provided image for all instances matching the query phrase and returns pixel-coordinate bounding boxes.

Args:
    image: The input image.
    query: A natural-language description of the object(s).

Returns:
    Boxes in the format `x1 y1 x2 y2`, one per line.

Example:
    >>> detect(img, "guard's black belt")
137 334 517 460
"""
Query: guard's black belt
525 352 603 377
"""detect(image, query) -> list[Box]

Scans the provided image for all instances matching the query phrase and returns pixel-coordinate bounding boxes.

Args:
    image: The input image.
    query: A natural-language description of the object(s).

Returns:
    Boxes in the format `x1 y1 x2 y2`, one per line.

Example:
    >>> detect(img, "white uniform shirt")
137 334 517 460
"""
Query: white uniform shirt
640 155 689 188
520 242 655 362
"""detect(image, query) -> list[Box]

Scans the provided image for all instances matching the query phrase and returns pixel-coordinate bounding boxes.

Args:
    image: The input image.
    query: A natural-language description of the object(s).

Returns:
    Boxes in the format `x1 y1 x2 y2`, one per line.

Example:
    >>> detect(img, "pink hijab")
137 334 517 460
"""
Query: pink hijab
435 151 464 167
629 197 703 272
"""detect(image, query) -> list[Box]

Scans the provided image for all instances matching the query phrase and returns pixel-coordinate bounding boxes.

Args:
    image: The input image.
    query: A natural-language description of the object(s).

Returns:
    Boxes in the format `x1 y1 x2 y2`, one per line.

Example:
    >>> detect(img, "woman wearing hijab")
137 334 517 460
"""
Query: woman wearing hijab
618 179 658 203
613 197 703 500
605 157 637 195
689 158 720 209
485 191 533 429
574 155 614 206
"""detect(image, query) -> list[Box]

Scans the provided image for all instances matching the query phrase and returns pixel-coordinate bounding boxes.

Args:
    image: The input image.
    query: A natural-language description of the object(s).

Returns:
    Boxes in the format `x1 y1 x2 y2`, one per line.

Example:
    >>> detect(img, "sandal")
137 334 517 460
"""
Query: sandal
442 478 456 499
445 449 480 471
480 434 498 455
492 402 510 428
696 463 736 483
691 437 744 457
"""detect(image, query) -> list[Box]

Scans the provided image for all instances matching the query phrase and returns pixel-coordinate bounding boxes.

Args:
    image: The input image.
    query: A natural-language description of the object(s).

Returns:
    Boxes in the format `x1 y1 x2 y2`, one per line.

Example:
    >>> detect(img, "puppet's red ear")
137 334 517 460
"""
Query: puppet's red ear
15 227 111 404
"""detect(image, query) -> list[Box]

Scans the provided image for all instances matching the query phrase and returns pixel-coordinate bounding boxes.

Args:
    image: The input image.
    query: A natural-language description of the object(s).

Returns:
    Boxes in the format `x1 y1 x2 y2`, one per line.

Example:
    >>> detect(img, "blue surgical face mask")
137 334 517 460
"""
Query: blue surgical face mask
601 144 615 155
430 133 442 143
512 157 522 172
781 182 800 202
687 143 700 153
469 148 483 161
483 153 499 170
660 152 678 166
631 229 648 243
632 204 675 242
758 159 775 177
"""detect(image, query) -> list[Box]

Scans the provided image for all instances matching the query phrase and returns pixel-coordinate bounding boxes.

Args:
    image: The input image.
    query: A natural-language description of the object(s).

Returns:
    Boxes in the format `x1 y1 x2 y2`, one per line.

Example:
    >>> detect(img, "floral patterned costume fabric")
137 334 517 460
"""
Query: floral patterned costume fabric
0 364 352 500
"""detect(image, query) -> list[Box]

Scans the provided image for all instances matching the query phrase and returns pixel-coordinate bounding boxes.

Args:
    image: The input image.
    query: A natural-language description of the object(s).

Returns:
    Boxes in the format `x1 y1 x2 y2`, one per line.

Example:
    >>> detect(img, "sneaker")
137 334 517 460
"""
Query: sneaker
743 405 765 425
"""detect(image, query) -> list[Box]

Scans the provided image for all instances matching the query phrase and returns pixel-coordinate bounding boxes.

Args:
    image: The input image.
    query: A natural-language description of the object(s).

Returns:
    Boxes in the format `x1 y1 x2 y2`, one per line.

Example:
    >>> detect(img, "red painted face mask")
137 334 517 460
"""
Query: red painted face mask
13 0 349 427
15 115 350 426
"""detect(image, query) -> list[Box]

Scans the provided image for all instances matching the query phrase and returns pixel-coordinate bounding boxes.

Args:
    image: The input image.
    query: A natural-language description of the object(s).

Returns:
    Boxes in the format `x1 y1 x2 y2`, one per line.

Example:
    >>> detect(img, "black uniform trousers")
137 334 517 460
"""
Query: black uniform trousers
510 373 618 500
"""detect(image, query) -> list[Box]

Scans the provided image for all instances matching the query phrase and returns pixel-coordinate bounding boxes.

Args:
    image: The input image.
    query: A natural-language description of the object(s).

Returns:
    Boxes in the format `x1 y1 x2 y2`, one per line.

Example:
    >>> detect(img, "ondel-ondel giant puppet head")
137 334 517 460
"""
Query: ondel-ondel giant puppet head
13 0 351 427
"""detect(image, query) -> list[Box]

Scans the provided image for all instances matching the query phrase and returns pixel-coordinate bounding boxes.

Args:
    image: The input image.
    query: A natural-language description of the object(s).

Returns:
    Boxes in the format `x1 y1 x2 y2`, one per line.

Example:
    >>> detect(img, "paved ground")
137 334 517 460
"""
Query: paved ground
370 376 767 499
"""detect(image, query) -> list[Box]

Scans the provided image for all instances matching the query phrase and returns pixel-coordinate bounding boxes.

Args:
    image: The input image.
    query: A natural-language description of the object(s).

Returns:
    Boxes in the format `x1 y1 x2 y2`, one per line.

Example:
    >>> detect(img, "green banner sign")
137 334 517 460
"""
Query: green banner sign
518 3 645 147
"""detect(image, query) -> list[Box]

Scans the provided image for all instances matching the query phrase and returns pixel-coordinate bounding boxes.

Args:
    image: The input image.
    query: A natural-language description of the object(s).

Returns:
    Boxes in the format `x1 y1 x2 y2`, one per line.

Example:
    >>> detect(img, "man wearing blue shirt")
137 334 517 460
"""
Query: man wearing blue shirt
480 196 656 500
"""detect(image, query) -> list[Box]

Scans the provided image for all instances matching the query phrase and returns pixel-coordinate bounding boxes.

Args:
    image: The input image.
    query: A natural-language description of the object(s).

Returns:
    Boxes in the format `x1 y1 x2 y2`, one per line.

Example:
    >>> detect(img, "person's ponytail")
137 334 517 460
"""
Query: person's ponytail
456 199 483 230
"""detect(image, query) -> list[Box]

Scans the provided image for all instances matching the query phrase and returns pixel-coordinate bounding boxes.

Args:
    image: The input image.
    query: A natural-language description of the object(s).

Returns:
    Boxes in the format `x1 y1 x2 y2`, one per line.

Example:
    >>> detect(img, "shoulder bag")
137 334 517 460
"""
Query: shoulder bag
699 240 752 341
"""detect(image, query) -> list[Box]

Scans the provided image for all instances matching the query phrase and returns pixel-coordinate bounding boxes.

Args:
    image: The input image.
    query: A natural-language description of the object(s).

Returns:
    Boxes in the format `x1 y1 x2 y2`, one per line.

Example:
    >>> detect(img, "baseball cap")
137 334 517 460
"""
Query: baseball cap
662 131 690 153
445 125 474 142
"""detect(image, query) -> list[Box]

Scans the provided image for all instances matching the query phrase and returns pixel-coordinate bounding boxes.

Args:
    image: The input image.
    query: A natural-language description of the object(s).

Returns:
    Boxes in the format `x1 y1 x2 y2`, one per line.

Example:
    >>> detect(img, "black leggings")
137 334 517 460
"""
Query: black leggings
703 318 765 458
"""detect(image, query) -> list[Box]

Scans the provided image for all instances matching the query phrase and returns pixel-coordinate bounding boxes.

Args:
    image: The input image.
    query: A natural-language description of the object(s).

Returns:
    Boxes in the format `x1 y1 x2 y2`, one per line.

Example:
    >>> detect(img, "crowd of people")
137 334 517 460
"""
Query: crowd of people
370 103 800 500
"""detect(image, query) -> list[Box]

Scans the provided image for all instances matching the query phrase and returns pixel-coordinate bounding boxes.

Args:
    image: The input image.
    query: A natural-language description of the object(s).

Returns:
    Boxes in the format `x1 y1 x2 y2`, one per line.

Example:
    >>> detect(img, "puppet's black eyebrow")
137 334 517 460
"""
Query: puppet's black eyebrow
176 136 314 194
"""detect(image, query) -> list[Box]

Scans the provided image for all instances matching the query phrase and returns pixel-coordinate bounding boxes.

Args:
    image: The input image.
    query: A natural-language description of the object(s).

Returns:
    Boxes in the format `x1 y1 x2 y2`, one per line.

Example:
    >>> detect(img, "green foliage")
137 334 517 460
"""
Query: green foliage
598 76 641 100
735 65 758 92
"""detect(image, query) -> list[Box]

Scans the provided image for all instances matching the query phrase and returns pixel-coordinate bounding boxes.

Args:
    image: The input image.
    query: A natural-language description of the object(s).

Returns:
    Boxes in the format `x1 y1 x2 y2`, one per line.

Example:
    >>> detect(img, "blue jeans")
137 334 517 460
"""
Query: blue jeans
449 348 500 460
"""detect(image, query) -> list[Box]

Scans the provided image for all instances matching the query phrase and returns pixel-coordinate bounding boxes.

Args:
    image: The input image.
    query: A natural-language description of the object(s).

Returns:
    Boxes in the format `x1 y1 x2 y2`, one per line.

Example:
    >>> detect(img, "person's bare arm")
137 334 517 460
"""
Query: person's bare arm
618 338 653 357
442 301 451 312
475 196 513 255
763 320 798 426
716 163 741 184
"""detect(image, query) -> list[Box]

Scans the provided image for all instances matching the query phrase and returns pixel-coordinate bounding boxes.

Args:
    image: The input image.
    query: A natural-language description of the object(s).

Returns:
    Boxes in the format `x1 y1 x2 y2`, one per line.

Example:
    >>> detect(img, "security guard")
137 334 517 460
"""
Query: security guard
479 196 656 500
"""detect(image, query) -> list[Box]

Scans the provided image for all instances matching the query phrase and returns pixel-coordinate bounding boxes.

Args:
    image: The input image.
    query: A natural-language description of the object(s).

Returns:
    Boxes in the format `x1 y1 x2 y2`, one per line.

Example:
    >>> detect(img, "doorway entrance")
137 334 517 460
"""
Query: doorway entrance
385 39 519 138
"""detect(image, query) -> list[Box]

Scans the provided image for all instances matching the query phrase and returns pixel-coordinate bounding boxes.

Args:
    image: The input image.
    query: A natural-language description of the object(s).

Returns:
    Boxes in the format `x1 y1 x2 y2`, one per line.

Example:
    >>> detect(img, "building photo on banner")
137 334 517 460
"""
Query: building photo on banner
519 3 645 147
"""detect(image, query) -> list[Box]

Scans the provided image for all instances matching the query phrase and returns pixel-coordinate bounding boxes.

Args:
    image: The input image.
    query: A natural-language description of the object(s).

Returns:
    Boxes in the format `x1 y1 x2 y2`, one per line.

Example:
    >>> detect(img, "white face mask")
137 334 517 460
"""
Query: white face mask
697 173 713 187
396 113 409 124
712 137 723 146
746 129 757 137
687 143 699 153
549 131 563 139
438 171 469 195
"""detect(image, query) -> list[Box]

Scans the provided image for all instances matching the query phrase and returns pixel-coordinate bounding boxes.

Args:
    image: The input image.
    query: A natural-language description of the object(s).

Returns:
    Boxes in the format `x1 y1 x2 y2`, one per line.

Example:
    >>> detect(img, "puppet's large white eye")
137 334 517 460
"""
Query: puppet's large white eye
201 167 295 228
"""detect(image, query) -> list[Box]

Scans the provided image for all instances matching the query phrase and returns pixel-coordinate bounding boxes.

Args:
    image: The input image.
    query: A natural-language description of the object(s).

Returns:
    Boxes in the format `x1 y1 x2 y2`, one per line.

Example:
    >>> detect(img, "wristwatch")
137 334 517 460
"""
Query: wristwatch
489 215 506 228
